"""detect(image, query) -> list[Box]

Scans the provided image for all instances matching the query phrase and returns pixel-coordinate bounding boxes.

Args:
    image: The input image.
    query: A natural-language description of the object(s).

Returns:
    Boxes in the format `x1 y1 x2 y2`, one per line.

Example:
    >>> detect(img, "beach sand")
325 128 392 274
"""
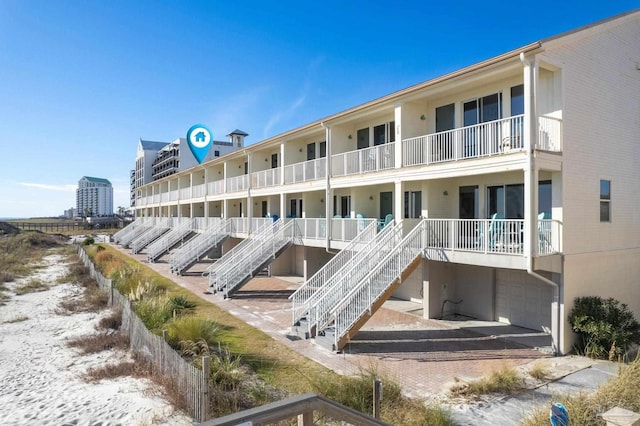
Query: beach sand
0 253 193 425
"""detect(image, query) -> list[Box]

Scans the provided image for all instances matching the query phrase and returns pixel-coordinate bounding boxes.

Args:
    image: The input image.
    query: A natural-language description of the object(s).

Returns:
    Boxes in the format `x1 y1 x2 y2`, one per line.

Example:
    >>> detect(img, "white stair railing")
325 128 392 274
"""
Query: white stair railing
208 219 282 292
214 219 299 298
113 218 147 244
169 219 231 275
113 219 141 242
130 218 171 253
290 221 378 327
118 218 155 247
147 218 194 263
330 220 427 349
309 223 402 336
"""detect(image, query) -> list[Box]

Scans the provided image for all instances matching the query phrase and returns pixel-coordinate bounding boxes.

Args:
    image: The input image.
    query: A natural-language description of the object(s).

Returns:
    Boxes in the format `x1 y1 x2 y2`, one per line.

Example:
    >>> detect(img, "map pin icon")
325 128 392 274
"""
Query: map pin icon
186 124 213 164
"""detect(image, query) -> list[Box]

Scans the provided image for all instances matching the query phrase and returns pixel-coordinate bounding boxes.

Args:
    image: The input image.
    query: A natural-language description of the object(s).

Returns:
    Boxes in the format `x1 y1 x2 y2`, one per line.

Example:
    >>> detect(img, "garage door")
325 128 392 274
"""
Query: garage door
496 270 552 332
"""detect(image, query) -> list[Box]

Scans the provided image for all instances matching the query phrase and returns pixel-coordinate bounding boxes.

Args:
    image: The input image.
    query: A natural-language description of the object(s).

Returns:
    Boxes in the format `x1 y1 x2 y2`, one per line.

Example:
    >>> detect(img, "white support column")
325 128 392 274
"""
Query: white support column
323 123 332 250
247 153 253 230
280 142 286 185
394 180 403 226
394 103 403 169
523 54 538 258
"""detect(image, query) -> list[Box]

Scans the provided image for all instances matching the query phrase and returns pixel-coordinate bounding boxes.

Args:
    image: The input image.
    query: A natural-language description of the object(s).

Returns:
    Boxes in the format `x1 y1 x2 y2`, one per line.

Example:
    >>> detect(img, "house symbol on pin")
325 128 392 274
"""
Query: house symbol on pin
195 131 206 142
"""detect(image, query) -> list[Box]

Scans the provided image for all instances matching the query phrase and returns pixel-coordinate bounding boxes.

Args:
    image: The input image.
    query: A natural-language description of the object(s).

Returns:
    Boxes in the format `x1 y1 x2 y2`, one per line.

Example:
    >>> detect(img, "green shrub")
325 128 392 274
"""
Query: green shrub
134 295 173 331
168 294 197 315
82 237 94 246
166 315 219 347
569 296 640 360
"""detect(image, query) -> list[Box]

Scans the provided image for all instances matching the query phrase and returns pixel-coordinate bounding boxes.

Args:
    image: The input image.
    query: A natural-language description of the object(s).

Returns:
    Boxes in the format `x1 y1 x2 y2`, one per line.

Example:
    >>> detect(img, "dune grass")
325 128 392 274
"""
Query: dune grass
450 365 524 398
0 231 65 278
521 357 640 425
87 243 451 424
15 278 49 295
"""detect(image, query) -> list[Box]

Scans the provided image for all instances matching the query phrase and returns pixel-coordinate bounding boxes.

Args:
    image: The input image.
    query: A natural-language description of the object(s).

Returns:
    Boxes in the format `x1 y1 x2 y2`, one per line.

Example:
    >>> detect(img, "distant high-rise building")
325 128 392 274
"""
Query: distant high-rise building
76 176 113 217
130 130 247 207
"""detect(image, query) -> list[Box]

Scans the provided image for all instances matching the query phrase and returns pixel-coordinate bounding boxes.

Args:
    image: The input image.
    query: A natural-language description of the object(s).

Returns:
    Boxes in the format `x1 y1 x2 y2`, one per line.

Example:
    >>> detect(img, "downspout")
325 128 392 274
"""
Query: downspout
520 52 561 356
320 122 337 254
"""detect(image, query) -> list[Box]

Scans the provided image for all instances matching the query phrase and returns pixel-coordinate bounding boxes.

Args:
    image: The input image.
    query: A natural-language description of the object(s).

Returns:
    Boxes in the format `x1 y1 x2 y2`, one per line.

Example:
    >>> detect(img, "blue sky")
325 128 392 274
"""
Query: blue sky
0 1 636 218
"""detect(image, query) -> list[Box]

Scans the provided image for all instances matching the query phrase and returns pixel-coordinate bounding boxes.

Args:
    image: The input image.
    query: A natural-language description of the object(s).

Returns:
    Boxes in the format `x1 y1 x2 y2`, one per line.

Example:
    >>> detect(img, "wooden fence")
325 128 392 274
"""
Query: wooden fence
77 246 209 421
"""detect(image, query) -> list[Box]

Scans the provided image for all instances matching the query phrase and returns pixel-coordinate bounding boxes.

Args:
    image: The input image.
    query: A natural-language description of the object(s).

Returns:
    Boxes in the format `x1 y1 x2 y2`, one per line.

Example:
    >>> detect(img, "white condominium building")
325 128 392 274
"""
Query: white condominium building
127 11 640 355
77 176 113 217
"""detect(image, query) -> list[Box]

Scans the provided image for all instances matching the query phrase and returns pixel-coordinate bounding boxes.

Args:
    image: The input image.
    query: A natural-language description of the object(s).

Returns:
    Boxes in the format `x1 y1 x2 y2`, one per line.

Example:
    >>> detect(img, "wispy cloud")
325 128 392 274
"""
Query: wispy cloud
19 182 76 192
262 56 325 139
209 86 271 140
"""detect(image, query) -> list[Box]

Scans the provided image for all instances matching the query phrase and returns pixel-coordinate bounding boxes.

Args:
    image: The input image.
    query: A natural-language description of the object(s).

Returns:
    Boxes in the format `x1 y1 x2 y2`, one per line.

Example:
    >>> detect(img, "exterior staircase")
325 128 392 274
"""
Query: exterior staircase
209 219 298 298
289 220 380 338
169 219 232 275
146 218 194 263
326 220 428 351
303 222 402 342
112 218 142 243
116 219 154 247
129 218 171 253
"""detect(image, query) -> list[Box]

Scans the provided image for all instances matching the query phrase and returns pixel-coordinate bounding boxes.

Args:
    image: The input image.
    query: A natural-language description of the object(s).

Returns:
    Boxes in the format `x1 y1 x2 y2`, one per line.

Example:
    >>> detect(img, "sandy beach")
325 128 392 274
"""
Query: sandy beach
0 253 193 425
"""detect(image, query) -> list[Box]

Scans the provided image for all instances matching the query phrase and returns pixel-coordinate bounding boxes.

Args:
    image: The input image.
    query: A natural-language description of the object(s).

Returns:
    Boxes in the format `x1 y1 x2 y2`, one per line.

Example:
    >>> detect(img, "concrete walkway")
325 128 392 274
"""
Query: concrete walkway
108 243 620 425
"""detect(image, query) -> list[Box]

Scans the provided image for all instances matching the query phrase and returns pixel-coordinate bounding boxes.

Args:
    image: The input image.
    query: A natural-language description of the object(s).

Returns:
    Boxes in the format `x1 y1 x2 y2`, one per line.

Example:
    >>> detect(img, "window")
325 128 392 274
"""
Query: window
436 103 455 133
319 141 326 158
404 191 422 218
333 195 351 217
357 128 369 149
307 143 316 160
511 84 524 116
600 180 611 222
214 150 220 157
373 121 395 146
486 184 523 219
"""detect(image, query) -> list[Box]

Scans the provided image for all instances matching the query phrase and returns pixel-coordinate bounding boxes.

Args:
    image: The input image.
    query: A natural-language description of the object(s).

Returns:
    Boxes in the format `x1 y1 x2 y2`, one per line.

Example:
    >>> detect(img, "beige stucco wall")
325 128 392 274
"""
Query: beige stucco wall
540 14 640 353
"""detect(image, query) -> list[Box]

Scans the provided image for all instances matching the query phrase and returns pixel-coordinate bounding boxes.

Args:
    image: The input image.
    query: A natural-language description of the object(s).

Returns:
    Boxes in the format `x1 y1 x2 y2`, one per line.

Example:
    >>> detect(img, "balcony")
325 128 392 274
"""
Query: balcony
227 175 249 193
284 158 326 184
294 217 376 242
402 115 561 167
420 218 562 269
251 167 282 189
207 180 224 196
192 183 206 198
332 143 395 177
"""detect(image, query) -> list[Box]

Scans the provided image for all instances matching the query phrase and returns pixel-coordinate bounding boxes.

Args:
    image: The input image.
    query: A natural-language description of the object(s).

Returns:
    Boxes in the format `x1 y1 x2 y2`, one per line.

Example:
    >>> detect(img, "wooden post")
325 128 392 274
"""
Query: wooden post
373 379 382 419
162 329 168 342
201 356 210 422
297 411 313 426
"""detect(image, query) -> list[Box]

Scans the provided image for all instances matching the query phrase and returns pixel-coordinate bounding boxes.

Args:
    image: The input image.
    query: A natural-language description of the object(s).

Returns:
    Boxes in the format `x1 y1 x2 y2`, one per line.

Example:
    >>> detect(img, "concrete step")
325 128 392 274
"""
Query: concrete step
314 325 336 352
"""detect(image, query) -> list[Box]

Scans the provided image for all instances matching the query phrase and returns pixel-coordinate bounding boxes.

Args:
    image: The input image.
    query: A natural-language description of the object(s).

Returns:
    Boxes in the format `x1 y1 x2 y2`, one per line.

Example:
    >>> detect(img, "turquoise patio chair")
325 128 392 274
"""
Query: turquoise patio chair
377 214 393 231
478 212 504 249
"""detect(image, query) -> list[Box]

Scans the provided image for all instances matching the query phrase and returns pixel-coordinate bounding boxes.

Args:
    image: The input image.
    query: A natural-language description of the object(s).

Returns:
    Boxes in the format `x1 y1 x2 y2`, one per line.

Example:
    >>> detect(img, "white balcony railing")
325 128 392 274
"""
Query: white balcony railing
538 116 562 151
226 175 249 193
403 116 525 167
331 218 376 242
229 217 271 234
179 187 191 199
421 218 561 255
191 217 221 231
169 190 179 201
207 180 224 196
284 158 326 184
251 167 282 189
153 194 160 203
332 143 395 177
192 183 206 198
161 192 169 202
